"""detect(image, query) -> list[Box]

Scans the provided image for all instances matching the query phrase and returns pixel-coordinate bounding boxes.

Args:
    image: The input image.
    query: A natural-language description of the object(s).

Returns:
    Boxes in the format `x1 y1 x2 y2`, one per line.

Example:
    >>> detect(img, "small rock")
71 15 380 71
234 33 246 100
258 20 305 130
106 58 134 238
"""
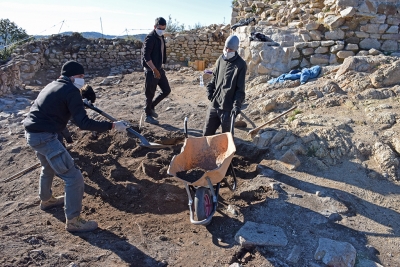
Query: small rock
235 221 288 247
279 150 301 170
287 245 302 263
234 120 247 128
355 258 383 267
269 182 281 191
328 213 342 222
314 238 356 267
227 205 238 216
159 235 168 241
126 183 140 194
366 244 380 255
10 146 21 153
158 260 168 267
29 249 43 254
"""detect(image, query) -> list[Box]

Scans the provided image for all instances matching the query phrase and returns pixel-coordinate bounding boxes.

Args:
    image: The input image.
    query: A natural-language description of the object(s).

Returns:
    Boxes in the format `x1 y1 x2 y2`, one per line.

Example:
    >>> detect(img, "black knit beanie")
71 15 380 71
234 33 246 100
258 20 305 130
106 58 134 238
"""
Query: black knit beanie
61 60 84 77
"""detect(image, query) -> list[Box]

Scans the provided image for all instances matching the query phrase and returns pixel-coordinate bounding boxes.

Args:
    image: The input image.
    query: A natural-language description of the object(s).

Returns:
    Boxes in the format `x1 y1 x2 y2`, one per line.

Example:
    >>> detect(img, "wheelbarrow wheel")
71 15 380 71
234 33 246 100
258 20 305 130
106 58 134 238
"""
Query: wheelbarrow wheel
194 187 213 224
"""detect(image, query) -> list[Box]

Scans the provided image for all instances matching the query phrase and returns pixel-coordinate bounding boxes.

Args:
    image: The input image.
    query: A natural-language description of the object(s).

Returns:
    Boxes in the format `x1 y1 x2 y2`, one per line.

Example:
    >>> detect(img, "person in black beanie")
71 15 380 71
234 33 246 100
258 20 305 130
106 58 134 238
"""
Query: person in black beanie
24 60 129 232
203 35 247 136
141 16 171 125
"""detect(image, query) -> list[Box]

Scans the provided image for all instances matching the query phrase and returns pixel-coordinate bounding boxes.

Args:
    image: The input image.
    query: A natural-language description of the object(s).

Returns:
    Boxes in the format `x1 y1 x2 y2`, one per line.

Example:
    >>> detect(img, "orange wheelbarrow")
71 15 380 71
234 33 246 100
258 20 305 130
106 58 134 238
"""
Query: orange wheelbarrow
167 116 237 225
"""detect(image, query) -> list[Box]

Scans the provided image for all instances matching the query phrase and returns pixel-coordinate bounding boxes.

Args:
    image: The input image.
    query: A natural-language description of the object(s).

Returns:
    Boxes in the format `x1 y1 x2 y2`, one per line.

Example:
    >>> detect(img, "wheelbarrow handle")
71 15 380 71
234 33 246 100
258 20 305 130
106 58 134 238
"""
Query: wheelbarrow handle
184 117 188 138
230 114 236 136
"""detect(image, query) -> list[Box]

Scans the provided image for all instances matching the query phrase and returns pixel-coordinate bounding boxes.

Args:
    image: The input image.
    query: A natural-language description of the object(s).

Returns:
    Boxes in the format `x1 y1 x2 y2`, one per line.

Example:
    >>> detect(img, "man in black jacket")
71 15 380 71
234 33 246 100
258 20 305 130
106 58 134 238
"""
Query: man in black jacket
24 60 128 232
203 35 247 136
141 17 171 125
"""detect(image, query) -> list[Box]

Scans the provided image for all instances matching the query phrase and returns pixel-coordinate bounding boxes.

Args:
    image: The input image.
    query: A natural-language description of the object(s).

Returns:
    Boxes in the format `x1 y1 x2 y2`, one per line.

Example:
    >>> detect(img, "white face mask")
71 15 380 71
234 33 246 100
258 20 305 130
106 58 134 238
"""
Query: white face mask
223 49 235 60
155 29 165 36
73 78 85 89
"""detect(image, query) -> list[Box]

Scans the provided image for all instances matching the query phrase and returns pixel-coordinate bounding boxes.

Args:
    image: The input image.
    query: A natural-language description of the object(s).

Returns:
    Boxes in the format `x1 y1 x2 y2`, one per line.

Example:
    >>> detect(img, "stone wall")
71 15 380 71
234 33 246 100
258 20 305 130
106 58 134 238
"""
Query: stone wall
232 0 400 77
0 33 144 96
166 24 230 67
0 26 230 96
0 60 25 96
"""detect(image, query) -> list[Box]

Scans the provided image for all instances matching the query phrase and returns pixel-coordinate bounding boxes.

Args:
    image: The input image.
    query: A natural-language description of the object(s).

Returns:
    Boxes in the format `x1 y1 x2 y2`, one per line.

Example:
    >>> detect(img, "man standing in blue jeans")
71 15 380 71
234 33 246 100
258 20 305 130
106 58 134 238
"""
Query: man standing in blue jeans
141 17 171 125
24 60 128 232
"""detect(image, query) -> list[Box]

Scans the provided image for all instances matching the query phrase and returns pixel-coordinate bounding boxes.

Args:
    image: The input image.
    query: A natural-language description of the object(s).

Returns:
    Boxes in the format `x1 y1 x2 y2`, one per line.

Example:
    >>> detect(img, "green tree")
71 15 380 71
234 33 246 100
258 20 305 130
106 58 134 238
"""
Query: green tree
0 19 29 60
165 15 185 33
188 22 203 31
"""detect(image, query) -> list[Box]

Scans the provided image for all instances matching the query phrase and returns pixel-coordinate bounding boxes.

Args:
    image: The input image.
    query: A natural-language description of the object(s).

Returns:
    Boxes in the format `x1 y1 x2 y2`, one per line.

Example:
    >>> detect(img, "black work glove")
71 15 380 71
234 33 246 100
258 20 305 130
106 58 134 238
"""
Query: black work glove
207 89 214 101
231 107 241 117
61 128 73 144
80 84 96 103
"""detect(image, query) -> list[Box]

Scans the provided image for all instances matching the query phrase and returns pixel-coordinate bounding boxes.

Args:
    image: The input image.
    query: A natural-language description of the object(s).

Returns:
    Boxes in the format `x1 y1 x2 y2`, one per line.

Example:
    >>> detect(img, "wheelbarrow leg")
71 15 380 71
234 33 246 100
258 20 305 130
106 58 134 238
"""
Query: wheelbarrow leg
222 163 237 192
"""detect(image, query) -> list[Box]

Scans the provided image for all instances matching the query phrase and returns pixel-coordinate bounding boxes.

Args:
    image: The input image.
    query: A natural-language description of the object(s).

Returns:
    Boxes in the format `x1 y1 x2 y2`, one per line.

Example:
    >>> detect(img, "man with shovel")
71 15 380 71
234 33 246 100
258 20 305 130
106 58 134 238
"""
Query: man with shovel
23 60 129 232
203 35 247 136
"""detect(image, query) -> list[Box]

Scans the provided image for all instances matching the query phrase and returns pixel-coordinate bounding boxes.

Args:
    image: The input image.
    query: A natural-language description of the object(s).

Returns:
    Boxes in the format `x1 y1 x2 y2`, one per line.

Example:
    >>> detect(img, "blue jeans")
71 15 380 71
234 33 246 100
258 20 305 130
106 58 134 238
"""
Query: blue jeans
25 131 83 220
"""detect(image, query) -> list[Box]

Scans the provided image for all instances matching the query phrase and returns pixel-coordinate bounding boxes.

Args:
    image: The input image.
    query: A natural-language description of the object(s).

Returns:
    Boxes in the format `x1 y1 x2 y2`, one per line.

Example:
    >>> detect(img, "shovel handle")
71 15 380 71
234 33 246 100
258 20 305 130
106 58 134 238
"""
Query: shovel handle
3 162 41 183
248 106 297 136
83 100 151 146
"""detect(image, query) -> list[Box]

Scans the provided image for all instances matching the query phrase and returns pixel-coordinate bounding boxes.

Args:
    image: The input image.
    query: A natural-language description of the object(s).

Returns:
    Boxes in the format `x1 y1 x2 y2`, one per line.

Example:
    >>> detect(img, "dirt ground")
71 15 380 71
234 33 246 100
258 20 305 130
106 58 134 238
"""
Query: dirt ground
0 68 399 267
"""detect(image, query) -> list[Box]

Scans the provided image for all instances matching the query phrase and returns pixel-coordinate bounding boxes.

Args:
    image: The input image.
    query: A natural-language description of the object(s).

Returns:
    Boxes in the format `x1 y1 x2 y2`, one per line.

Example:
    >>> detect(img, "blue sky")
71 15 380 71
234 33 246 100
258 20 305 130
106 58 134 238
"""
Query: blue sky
0 0 233 36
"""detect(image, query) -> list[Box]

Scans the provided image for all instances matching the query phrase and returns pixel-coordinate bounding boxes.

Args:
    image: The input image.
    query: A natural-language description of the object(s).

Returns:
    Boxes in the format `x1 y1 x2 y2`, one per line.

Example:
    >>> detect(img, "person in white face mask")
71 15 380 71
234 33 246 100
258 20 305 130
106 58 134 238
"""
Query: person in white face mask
141 17 171 125
203 35 247 136
23 60 129 233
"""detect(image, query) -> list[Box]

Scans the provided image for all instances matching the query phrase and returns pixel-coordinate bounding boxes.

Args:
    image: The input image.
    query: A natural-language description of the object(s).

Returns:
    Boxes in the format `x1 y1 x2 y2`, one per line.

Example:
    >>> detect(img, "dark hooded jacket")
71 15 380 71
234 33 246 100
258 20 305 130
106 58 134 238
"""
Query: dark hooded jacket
24 77 112 133
141 30 167 70
206 52 247 111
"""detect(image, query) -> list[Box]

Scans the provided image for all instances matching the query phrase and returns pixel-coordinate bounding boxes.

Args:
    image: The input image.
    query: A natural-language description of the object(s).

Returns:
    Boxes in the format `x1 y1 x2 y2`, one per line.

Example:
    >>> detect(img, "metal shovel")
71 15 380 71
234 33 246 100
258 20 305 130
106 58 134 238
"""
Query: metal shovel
83 99 172 149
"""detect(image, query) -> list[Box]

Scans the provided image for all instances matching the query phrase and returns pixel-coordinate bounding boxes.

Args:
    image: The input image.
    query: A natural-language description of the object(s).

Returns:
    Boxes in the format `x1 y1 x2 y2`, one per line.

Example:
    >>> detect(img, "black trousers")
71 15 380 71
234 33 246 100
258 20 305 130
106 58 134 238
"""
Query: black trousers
144 69 171 116
203 106 232 136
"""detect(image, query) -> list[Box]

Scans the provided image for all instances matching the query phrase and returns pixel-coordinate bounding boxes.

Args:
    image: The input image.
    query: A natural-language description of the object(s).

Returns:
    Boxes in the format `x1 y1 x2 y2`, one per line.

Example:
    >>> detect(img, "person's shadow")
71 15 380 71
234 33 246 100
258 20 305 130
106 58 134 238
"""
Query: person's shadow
74 229 161 267
48 210 161 267
196 162 387 266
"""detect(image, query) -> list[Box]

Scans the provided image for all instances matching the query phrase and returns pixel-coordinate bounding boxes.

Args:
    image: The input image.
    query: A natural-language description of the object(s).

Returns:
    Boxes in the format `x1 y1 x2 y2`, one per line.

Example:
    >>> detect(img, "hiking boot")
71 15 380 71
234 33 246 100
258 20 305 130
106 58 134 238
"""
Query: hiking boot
150 109 158 118
40 195 64 210
66 216 98 232
145 115 159 125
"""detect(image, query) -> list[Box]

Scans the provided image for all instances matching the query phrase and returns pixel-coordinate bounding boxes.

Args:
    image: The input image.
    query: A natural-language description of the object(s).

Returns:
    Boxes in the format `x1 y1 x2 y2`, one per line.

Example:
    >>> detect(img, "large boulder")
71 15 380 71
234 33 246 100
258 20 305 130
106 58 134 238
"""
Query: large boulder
373 142 399 180
335 56 392 80
314 238 356 267
370 61 400 87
